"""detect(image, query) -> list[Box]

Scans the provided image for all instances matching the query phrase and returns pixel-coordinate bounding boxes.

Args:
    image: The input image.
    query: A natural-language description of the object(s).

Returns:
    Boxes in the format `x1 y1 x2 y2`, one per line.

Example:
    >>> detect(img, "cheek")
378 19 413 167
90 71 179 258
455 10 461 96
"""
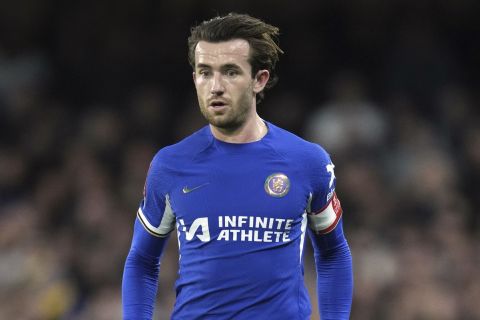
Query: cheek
230 80 253 94
195 80 209 94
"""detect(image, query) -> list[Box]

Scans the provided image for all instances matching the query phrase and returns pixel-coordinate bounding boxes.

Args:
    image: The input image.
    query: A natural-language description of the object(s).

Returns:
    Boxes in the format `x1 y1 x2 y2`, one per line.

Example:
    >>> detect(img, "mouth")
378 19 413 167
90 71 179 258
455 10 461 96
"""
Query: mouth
209 100 228 109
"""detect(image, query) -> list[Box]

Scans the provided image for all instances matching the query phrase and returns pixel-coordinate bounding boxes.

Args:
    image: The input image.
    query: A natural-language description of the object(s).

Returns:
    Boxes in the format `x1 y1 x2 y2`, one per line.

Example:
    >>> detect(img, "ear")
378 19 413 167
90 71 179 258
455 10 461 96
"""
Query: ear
253 70 270 94
192 71 196 84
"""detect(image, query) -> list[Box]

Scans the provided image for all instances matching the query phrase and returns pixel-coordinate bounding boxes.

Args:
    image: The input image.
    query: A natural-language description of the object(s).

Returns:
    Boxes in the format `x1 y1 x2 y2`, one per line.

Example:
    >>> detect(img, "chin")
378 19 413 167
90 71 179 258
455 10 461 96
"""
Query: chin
212 119 245 131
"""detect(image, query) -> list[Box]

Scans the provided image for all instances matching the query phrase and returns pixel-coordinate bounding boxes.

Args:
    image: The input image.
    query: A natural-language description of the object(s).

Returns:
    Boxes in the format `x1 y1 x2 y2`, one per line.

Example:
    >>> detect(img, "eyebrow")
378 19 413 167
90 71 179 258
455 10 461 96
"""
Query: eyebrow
196 63 211 70
221 64 242 71
195 63 242 71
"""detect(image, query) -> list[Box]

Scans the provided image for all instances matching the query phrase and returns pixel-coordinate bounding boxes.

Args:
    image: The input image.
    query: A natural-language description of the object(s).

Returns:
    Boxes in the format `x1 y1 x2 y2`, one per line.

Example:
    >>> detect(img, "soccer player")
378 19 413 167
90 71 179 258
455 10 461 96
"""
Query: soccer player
122 13 353 319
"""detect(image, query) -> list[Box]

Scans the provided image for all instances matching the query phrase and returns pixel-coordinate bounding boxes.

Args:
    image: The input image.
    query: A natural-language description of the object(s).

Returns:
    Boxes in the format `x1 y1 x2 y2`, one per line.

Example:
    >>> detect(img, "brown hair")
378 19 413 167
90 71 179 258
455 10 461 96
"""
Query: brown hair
188 13 284 104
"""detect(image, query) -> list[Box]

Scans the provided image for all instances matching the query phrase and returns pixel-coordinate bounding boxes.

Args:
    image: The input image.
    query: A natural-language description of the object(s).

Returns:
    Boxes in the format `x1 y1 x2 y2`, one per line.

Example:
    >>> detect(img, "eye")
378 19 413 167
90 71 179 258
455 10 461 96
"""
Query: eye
198 70 211 77
226 69 238 77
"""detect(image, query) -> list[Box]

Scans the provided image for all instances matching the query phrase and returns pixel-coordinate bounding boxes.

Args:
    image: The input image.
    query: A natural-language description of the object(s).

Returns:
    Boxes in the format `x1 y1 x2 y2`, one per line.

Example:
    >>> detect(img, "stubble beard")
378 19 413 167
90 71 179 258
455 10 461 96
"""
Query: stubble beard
198 91 253 132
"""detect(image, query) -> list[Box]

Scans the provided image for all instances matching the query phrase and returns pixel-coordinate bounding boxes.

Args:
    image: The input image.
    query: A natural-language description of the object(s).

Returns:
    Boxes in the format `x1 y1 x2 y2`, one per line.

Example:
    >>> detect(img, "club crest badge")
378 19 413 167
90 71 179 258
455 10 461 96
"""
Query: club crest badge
264 173 290 197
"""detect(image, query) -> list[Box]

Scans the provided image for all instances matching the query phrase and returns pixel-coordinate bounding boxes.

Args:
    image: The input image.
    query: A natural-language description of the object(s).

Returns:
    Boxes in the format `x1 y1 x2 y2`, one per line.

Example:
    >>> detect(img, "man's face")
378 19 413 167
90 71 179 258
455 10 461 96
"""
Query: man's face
193 39 258 131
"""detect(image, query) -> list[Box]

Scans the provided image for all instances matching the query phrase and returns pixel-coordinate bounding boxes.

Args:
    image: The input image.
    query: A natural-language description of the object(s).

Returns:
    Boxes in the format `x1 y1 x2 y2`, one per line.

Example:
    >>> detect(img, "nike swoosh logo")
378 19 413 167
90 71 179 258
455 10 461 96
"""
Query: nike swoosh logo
182 183 210 194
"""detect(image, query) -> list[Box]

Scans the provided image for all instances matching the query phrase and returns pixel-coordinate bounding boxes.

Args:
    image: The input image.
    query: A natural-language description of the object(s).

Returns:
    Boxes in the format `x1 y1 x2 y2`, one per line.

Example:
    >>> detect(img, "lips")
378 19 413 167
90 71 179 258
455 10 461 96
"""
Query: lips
209 100 228 108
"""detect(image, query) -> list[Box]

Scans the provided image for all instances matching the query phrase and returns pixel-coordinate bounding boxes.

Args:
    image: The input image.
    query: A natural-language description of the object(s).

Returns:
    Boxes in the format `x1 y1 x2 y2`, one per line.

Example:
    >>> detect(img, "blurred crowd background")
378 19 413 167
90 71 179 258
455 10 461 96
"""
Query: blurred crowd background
1 0 479 319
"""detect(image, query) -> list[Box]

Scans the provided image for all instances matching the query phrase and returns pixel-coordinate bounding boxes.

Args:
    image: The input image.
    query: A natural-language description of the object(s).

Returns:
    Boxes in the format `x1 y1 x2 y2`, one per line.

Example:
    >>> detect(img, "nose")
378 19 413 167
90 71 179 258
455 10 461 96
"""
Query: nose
210 72 225 96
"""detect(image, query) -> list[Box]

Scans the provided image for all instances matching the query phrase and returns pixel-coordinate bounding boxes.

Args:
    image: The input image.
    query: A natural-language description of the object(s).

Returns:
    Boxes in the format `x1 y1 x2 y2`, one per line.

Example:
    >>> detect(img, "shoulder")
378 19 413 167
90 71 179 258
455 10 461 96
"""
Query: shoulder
266 122 331 166
151 126 212 170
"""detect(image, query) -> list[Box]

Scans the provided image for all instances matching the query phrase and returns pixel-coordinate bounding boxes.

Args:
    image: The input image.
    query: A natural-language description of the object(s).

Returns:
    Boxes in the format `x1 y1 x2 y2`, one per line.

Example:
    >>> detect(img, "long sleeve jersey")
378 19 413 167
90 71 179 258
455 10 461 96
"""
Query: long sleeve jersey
122 122 353 319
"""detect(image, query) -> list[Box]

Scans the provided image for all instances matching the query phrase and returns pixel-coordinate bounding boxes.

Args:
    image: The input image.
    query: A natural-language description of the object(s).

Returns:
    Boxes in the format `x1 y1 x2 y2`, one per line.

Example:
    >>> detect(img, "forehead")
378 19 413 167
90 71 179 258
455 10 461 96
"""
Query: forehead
195 39 250 67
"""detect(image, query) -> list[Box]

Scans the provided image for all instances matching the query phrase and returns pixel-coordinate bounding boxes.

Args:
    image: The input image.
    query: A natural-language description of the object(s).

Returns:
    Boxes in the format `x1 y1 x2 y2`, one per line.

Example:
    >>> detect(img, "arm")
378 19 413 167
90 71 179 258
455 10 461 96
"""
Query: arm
308 217 353 319
122 152 176 319
306 146 353 319
122 219 169 319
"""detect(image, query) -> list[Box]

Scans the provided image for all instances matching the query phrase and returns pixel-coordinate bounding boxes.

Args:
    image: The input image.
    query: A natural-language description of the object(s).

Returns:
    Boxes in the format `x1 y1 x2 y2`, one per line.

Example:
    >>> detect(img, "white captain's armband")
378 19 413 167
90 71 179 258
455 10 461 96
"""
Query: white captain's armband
308 192 343 234
137 194 176 237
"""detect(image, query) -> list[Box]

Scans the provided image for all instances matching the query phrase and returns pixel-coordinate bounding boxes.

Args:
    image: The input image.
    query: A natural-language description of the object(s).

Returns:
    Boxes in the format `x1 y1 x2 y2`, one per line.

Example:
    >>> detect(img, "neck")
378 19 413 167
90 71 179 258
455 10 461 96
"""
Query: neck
210 114 268 143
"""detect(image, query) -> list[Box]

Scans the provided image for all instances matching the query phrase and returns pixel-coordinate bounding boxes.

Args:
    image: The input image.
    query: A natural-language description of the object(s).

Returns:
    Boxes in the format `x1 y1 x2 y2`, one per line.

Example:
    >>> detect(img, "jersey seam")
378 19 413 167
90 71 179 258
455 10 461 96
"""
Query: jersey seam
191 129 216 162
261 138 289 161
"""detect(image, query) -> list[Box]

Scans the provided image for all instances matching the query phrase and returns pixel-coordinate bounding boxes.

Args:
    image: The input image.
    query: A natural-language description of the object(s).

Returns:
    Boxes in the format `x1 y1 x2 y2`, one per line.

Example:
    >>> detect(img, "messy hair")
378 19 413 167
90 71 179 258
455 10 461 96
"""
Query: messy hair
188 13 284 104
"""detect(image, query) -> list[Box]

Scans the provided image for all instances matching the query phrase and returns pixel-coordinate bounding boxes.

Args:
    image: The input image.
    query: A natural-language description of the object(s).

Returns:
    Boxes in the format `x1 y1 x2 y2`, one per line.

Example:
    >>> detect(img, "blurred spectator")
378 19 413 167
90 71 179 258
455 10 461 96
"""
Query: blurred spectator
305 70 388 157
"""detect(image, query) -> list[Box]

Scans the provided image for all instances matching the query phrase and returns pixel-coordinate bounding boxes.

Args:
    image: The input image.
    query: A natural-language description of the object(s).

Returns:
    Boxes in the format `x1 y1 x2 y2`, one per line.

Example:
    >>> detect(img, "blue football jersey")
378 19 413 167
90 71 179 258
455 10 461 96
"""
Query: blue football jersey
134 122 342 319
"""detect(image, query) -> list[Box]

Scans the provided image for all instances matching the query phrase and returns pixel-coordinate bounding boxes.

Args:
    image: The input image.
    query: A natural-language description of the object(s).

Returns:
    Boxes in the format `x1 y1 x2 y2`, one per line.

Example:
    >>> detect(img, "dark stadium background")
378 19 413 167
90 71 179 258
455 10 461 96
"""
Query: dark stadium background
1 1 479 319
